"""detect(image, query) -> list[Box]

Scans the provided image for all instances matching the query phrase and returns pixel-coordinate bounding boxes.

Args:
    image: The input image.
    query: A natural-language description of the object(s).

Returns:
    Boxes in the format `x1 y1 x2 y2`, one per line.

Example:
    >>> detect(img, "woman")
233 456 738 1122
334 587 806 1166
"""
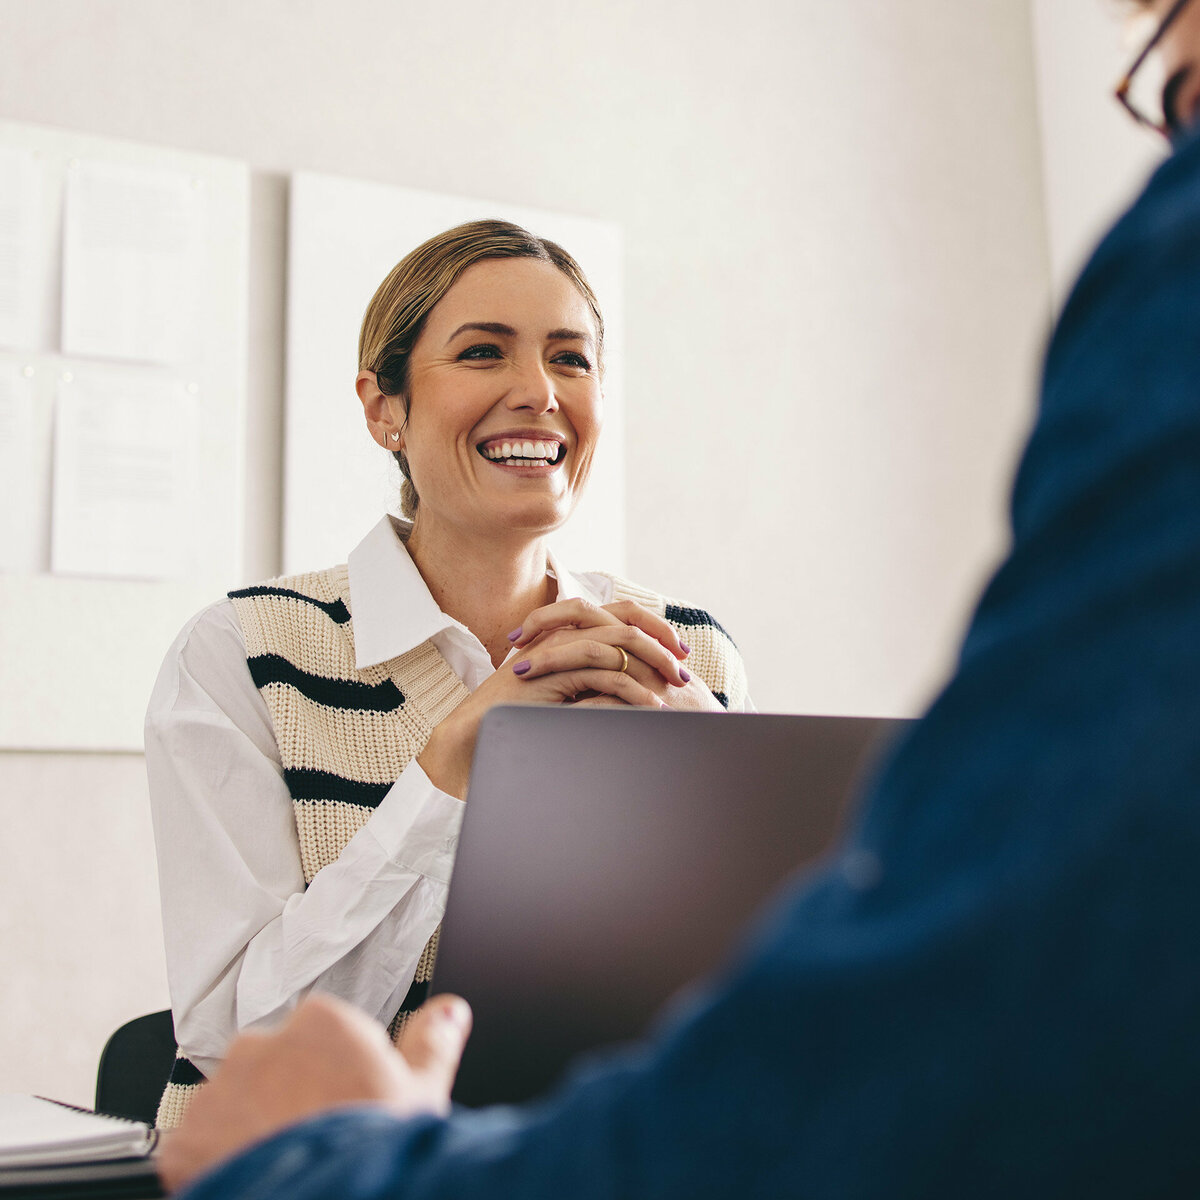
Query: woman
146 219 750 1126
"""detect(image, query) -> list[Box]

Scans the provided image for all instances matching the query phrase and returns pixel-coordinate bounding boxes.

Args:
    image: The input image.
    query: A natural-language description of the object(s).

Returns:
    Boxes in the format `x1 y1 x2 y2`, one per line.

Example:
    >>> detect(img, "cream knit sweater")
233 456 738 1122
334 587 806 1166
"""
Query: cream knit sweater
155 564 747 1127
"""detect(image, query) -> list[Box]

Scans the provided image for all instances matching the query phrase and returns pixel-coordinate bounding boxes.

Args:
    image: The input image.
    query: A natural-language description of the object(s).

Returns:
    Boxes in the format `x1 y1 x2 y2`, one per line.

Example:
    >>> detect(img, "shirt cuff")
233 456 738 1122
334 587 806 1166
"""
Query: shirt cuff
365 760 464 884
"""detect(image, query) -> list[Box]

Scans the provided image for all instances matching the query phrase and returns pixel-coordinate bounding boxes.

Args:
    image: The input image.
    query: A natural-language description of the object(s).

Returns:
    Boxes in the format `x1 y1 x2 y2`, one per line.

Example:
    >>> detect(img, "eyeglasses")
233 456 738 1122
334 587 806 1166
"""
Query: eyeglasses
1115 0 1195 138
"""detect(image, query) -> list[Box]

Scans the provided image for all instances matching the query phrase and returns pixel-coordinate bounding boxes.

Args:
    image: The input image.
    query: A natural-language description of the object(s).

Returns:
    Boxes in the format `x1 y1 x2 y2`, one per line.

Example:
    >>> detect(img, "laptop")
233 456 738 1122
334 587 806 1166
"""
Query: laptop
433 705 909 1106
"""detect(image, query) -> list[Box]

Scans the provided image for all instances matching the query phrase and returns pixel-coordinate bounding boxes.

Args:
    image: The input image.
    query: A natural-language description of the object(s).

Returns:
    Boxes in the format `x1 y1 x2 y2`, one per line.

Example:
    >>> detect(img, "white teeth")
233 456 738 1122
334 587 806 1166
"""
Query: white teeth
481 440 560 463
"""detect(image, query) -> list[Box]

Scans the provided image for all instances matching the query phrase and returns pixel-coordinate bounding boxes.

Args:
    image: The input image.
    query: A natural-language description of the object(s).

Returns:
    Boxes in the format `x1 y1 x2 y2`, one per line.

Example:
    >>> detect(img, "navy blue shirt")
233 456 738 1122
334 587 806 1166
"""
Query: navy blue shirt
181 131 1200 1200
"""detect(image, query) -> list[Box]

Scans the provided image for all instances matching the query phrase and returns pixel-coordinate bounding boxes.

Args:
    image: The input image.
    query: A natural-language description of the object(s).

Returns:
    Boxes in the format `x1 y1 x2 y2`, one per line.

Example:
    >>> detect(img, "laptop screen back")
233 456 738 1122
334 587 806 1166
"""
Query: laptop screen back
433 706 907 1106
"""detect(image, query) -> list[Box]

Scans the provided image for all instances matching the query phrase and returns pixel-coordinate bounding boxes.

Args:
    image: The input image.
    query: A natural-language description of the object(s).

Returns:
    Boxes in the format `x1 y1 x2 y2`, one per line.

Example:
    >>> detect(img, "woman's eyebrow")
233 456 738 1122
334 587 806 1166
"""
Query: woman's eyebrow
444 322 592 346
546 328 593 344
445 321 516 344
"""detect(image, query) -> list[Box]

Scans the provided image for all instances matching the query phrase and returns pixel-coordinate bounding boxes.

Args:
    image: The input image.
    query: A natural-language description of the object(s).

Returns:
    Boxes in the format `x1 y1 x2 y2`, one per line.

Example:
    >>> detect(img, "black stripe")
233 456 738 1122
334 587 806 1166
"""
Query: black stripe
169 1056 206 1087
712 691 729 710
399 975 430 1015
664 603 736 647
286 769 393 809
229 585 351 625
248 655 404 712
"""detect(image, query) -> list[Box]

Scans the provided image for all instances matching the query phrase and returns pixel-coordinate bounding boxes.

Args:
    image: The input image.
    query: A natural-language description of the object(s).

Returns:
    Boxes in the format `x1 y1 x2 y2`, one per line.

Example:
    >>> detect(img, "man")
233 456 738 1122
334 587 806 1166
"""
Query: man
162 2 1200 1195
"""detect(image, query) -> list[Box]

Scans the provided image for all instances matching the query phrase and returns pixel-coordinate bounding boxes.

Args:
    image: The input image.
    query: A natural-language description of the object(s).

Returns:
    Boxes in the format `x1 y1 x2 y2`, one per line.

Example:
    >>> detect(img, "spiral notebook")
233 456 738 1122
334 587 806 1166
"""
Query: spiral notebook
0 1095 161 1198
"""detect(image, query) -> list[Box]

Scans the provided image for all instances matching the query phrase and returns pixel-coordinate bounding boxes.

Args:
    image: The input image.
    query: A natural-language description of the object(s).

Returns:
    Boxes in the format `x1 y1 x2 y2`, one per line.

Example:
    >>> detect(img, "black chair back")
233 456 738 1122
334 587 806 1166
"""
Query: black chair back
95 1010 176 1126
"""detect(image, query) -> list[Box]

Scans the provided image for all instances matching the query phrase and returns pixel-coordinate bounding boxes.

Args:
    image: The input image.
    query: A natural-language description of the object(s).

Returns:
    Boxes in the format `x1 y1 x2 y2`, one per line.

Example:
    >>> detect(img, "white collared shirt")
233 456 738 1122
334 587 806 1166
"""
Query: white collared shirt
145 516 615 1077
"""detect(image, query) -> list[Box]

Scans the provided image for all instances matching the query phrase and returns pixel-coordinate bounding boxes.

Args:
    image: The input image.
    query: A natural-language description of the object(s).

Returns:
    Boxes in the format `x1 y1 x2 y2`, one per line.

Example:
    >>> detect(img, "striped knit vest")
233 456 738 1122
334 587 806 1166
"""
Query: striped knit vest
155 563 747 1127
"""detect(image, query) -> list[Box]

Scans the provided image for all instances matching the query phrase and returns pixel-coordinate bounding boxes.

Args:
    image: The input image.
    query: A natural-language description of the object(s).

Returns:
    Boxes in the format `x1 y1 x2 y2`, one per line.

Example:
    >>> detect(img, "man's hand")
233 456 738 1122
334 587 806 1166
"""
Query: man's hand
158 993 472 1194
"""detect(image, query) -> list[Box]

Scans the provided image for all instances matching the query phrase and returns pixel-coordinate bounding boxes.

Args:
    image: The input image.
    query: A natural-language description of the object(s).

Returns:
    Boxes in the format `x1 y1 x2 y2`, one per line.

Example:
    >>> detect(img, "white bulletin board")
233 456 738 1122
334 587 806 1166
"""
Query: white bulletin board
284 172 625 575
0 120 248 751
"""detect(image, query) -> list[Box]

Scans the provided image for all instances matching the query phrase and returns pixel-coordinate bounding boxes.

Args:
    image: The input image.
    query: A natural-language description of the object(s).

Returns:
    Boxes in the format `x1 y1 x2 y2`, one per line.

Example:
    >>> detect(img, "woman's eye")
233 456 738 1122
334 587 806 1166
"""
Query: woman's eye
458 343 502 361
553 351 592 371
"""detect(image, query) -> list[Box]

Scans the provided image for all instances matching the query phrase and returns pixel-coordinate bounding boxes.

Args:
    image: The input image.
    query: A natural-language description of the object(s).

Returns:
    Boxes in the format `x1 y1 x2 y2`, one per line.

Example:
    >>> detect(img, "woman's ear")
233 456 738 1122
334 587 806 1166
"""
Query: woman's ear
356 370 405 449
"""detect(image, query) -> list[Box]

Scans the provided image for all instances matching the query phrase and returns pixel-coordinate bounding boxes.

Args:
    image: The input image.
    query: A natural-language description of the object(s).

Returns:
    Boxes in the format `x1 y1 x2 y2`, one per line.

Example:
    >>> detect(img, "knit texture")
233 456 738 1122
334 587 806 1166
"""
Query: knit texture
156 563 745 1127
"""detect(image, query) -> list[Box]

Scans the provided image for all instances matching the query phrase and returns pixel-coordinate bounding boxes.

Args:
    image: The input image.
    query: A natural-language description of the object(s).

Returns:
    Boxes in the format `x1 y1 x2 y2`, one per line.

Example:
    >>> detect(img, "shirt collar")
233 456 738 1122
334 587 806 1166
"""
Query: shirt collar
546 543 601 603
348 516 455 669
347 515 603 669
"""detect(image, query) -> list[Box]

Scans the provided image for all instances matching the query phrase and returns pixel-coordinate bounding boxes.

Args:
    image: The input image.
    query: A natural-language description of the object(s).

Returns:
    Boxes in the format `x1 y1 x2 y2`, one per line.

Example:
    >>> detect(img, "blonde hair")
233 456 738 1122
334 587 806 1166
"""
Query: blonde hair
358 218 605 519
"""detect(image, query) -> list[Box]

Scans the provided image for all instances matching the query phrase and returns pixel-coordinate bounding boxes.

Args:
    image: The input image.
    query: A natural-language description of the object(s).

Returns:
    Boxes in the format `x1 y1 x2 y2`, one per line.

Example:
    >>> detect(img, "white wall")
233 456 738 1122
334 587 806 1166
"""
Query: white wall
0 753 166 1103
0 0 1082 1105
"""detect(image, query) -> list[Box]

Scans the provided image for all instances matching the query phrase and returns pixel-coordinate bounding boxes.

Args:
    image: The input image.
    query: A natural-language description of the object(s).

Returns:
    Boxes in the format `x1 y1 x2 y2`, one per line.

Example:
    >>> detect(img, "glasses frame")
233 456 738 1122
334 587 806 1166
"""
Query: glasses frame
1115 0 1196 135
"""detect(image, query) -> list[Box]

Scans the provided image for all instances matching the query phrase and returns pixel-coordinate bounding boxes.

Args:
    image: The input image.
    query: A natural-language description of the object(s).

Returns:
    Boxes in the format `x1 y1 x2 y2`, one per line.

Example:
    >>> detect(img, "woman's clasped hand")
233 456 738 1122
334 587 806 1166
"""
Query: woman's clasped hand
418 597 724 798
510 597 726 711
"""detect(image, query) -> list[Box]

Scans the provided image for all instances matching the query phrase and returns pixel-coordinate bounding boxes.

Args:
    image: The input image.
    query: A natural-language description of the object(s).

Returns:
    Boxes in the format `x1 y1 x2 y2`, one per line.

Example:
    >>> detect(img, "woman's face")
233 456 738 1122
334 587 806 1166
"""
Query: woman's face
394 256 603 542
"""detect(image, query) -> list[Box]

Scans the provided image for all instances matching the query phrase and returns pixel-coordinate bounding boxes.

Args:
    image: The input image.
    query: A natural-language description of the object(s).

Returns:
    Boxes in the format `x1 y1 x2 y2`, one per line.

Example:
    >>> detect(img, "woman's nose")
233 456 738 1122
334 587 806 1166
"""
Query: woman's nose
507 361 558 413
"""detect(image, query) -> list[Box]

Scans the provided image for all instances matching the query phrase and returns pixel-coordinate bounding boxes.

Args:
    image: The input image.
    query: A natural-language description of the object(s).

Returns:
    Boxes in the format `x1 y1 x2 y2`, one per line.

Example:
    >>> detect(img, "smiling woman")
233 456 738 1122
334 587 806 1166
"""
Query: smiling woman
359 254 603 561
144 219 751 1129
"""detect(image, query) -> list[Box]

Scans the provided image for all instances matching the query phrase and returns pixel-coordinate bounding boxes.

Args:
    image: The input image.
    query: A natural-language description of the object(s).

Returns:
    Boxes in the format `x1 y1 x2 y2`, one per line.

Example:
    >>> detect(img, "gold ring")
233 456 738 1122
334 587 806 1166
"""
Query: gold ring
616 647 629 674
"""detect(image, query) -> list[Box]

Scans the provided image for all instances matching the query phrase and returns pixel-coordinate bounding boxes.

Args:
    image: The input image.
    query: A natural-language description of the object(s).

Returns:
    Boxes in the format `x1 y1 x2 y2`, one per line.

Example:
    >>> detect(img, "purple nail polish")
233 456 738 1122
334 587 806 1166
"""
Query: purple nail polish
512 660 531 675
680 667 691 683
507 627 523 642
680 641 691 656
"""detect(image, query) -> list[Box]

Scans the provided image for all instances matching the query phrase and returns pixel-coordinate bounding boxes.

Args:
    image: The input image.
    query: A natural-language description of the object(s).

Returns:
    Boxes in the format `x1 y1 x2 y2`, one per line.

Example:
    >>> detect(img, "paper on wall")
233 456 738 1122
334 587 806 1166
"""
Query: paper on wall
0 147 42 352
61 159 203 366
51 369 198 580
0 357 37 571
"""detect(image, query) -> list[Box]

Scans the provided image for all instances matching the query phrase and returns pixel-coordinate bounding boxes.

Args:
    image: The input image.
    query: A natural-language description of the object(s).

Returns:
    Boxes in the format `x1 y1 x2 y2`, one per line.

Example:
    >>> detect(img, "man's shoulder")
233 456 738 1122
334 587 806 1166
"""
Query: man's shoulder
1061 130 1200 320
